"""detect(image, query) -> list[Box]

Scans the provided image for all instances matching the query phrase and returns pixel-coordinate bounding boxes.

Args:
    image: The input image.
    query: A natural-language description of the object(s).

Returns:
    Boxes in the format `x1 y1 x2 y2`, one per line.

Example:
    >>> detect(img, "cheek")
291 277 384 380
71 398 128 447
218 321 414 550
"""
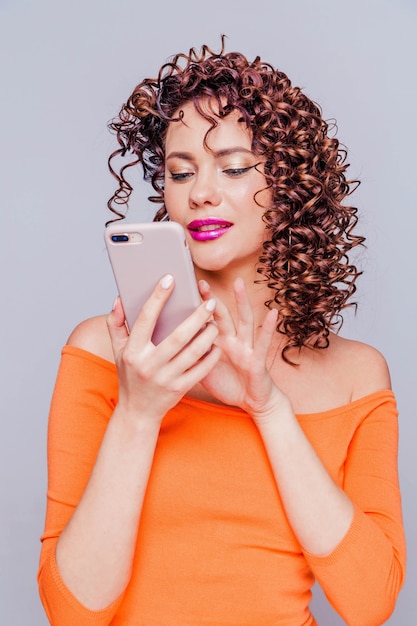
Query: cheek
225 180 255 207
250 176 272 211
231 179 270 212
164 183 183 217
255 186 273 211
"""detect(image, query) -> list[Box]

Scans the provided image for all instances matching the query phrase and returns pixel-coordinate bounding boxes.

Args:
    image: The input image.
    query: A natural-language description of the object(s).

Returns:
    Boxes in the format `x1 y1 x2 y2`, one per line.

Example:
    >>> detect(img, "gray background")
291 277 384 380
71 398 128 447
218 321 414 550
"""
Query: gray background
1 0 415 623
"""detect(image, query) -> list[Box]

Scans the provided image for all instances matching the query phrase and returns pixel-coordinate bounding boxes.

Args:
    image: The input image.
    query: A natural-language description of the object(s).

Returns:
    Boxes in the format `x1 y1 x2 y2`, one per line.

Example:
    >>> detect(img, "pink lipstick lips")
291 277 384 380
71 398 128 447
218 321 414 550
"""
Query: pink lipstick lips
187 218 233 241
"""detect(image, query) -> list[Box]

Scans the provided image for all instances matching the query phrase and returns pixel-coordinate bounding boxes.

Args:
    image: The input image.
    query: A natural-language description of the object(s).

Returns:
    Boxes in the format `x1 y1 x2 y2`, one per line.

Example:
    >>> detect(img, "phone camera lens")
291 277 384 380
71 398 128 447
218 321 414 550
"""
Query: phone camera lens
111 234 129 242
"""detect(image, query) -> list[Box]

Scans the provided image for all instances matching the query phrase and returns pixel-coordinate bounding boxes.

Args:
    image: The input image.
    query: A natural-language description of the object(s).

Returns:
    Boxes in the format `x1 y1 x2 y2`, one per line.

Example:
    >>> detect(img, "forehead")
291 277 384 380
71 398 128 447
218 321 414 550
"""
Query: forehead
165 100 252 151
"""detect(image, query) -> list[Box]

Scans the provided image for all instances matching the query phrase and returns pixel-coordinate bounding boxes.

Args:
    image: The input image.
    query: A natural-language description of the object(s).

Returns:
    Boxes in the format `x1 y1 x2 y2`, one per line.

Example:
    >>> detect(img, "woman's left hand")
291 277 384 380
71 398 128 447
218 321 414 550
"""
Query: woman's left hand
200 278 356 562
199 278 290 422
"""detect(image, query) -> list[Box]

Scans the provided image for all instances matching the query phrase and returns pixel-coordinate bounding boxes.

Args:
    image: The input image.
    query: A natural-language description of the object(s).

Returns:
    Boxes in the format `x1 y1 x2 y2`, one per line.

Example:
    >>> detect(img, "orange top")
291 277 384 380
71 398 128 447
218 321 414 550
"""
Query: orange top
38 346 406 626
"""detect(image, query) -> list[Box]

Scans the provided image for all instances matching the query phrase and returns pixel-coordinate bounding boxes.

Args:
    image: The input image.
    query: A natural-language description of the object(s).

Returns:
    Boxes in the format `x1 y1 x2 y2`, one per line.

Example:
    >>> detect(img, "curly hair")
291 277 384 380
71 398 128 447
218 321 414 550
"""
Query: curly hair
107 38 365 362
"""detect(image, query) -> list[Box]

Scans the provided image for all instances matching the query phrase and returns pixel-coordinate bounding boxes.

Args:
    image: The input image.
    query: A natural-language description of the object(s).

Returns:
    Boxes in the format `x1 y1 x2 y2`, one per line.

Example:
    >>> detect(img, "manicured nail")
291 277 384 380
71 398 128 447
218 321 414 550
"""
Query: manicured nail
112 296 119 311
205 298 216 312
199 279 210 290
160 274 174 289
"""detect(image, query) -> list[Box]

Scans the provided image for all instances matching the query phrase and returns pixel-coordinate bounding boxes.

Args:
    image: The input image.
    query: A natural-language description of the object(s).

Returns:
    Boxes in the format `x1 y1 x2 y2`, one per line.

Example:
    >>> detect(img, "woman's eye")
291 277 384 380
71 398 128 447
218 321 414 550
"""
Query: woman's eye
223 165 256 177
169 171 194 182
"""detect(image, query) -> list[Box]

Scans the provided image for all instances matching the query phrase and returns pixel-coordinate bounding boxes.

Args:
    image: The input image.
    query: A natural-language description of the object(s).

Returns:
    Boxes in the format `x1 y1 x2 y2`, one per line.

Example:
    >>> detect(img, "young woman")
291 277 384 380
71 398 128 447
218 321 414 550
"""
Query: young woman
38 41 406 625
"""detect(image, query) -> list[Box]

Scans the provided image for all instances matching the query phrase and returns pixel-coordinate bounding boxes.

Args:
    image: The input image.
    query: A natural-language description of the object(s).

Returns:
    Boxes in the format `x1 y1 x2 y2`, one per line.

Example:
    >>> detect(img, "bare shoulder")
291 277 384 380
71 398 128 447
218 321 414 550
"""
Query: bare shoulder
330 333 392 400
66 314 115 363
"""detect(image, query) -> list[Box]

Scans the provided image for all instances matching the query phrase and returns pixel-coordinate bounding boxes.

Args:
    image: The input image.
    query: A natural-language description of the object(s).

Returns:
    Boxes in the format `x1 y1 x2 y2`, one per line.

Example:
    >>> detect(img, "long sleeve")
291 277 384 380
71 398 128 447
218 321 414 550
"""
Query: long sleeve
38 346 122 625
302 391 406 625
38 348 406 625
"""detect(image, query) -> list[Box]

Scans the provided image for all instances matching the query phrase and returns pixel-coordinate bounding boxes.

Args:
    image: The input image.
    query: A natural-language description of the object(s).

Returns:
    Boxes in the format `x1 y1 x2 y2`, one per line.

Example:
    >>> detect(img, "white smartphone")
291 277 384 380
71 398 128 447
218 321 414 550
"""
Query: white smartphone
104 221 201 344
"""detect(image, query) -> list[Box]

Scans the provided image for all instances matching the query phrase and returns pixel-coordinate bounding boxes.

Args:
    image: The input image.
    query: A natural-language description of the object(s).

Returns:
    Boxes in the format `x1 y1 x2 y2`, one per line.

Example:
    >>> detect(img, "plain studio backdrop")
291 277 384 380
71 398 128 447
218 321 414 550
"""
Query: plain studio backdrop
1 0 415 623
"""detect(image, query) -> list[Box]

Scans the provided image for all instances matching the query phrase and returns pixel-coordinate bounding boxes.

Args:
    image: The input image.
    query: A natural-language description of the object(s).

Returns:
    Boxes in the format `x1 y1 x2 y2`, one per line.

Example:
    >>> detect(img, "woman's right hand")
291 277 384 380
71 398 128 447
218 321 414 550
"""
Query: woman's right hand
106 274 221 423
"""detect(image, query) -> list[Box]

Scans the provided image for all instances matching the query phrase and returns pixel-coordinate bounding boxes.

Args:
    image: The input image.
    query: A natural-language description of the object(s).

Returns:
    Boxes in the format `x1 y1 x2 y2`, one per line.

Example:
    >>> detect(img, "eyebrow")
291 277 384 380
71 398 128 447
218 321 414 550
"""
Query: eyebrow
165 147 254 161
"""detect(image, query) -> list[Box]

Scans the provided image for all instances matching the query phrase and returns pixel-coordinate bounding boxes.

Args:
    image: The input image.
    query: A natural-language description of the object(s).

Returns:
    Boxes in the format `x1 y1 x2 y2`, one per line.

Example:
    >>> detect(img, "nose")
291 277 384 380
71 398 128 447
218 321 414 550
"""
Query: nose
189 168 222 209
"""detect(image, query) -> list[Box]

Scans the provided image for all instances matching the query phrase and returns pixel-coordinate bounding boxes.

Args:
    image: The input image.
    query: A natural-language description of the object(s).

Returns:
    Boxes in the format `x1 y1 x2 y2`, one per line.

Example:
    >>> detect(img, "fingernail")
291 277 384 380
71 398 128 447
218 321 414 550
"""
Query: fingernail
160 274 174 289
205 298 216 312
112 296 119 311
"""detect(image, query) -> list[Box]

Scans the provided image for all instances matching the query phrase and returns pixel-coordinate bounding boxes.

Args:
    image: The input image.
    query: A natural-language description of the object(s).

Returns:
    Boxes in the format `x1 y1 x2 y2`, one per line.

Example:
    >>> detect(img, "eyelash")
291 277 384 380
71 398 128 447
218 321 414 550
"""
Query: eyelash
169 165 257 182
224 166 255 177
169 172 193 181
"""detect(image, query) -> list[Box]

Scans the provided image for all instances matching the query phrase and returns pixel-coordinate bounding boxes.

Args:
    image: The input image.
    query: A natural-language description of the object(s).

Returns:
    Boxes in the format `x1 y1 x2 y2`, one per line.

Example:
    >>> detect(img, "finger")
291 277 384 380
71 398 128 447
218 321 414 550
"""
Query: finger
198 279 212 300
128 274 176 345
256 308 278 361
198 279 236 337
168 317 219 374
176 344 222 391
159 296 218 361
106 296 129 357
233 277 254 341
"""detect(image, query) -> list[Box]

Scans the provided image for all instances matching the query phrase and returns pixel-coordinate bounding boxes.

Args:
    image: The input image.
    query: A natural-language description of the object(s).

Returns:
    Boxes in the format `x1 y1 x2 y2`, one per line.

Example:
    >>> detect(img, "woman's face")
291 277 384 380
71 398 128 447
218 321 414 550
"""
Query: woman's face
164 101 271 276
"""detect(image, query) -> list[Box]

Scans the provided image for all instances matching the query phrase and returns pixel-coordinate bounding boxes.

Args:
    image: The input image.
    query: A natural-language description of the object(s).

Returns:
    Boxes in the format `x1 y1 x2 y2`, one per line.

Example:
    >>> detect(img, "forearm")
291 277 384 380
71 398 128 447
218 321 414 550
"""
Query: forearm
256 399 354 556
56 406 160 610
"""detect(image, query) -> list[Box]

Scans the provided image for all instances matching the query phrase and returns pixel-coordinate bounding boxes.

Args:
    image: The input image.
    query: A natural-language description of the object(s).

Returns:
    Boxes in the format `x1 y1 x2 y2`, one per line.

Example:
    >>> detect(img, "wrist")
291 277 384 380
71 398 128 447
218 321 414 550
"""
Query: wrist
112 403 164 436
251 392 294 428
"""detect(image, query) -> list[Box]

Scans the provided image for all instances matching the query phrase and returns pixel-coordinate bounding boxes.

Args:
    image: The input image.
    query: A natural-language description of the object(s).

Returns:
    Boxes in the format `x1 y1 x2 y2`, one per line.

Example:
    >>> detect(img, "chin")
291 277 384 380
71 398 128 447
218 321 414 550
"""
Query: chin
194 256 249 276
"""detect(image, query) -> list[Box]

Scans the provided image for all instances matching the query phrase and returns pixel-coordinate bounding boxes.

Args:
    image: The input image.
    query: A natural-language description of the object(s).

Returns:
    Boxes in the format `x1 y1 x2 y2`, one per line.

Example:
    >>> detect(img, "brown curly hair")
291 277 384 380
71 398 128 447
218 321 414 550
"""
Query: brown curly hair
107 38 365 362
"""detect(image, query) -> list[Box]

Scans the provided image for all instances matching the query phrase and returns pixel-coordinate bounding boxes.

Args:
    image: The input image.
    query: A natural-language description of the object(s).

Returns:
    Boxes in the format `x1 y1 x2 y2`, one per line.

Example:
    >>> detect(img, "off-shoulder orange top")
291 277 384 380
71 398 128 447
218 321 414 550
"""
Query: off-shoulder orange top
38 346 406 626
